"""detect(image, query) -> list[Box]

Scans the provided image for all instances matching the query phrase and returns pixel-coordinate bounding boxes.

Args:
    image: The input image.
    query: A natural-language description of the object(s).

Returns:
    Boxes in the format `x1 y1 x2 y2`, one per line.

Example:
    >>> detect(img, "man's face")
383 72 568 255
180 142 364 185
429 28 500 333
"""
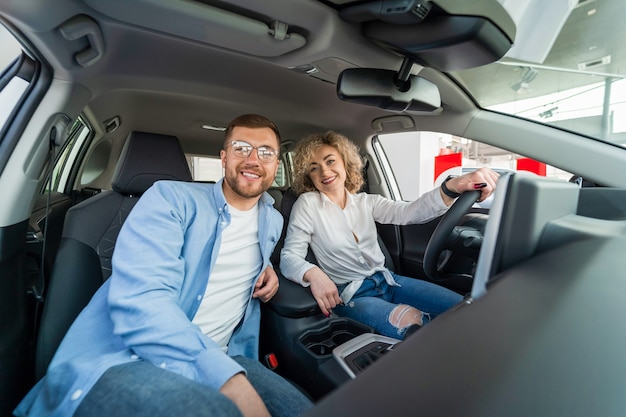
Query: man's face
220 126 279 207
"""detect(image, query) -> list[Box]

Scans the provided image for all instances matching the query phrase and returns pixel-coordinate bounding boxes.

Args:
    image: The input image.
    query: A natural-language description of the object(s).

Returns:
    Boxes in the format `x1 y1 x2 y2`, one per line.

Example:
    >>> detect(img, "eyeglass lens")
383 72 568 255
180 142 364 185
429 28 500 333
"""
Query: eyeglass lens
230 141 277 162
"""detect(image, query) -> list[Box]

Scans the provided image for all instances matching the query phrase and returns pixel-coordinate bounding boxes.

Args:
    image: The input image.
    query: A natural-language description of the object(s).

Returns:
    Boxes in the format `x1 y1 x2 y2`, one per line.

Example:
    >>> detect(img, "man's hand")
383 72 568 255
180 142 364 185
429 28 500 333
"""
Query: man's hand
221 373 271 417
304 266 342 317
252 265 279 302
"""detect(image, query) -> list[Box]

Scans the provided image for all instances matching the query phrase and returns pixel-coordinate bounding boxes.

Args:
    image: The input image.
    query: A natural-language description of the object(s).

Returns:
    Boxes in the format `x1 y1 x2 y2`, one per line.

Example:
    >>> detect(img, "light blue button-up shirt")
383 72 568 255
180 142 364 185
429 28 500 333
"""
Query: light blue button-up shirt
15 179 283 417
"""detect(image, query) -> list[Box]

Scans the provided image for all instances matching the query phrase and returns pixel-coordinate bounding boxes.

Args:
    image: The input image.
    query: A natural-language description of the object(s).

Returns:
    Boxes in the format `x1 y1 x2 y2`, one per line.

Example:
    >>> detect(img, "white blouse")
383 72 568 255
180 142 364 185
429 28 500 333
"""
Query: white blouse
280 188 448 302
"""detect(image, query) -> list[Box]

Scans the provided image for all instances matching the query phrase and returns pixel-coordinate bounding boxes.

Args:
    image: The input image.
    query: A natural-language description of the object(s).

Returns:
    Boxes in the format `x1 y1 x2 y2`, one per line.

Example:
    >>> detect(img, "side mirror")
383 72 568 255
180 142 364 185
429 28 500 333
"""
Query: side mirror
337 67 441 112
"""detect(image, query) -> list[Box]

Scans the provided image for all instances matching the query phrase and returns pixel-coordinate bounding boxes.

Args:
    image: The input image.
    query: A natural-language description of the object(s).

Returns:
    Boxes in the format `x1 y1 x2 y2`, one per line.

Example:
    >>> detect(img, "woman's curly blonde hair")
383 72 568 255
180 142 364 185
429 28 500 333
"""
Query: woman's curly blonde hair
291 131 364 195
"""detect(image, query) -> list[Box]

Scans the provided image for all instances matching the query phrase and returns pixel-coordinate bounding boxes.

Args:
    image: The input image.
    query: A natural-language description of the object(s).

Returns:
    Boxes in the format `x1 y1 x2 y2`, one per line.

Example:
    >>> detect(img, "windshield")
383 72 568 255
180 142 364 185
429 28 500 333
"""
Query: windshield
450 0 626 149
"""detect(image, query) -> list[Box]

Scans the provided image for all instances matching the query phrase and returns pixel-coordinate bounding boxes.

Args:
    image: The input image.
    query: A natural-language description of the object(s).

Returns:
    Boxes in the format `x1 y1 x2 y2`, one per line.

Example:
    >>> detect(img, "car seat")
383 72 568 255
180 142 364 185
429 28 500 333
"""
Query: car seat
267 187 395 318
34 131 192 380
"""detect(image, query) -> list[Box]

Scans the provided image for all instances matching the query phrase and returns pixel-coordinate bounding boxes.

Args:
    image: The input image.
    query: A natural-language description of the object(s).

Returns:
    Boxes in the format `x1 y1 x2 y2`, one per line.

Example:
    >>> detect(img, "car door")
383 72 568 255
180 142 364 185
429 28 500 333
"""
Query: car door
371 131 573 295
0 23 53 415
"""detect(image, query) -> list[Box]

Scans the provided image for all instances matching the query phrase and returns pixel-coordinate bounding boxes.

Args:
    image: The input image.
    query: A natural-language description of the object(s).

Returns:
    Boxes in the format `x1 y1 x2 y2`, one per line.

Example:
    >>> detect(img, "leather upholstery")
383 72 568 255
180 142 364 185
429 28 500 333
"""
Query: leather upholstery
35 131 192 379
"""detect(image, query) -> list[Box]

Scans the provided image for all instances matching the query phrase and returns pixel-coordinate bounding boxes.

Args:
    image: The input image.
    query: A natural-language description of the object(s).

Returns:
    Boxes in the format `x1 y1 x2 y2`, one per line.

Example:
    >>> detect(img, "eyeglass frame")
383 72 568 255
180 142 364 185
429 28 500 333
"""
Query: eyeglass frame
226 140 279 163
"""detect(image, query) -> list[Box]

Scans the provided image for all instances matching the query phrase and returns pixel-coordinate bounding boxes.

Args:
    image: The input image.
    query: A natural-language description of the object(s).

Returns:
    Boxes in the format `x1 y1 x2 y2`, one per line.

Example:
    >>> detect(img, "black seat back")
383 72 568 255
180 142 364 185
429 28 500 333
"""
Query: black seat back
35 131 192 379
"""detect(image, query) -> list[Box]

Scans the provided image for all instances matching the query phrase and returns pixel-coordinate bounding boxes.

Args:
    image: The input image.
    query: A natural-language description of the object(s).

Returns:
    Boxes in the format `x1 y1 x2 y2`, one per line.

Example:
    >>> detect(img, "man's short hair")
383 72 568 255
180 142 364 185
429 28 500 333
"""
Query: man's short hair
223 114 281 149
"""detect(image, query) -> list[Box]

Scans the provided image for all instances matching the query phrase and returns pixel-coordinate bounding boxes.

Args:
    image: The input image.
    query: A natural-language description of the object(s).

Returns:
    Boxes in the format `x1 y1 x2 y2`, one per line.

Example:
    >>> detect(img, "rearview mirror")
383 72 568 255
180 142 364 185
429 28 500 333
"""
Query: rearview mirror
337 67 441 112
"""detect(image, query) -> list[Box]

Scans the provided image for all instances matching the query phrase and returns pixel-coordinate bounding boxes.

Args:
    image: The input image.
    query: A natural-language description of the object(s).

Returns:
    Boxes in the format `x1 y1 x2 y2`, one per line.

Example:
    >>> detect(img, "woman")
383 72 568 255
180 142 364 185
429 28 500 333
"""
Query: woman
280 131 498 339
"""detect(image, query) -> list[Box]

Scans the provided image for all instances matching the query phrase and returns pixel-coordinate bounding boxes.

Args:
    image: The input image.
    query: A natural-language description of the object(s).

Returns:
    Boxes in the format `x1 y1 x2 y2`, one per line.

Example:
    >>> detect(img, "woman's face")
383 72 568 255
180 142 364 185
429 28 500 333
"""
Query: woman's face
307 144 347 194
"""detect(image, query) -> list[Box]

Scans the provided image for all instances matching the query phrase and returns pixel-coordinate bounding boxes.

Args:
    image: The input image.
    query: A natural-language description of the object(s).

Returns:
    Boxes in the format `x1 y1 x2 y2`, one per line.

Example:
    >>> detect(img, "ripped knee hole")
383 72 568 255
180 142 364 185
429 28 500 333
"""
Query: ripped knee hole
389 304 423 329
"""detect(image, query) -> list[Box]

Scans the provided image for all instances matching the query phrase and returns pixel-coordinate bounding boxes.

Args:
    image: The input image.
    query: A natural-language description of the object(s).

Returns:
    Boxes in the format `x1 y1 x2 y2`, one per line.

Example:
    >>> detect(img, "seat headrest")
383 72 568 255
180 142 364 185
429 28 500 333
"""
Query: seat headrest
111 131 192 195
280 187 298 221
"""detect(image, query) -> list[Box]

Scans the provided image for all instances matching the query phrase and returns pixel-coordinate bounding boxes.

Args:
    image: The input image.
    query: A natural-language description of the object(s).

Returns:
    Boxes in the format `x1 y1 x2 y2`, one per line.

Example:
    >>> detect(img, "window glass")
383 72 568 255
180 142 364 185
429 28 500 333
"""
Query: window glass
188 155 222 182
0 24 27 132
0 24 21 69
273 160 287 187
376 132 572 202
49 118 92 193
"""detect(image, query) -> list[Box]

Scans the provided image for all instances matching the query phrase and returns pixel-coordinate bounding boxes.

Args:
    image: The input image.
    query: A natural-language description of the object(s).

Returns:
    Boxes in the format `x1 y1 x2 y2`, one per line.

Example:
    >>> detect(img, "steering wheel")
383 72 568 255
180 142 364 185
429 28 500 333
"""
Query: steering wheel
423 190 482 281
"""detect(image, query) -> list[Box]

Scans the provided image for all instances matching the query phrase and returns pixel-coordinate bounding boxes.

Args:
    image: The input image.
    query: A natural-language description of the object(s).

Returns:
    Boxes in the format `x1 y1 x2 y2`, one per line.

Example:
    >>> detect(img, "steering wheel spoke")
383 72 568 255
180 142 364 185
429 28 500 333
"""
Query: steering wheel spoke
423 190 482 281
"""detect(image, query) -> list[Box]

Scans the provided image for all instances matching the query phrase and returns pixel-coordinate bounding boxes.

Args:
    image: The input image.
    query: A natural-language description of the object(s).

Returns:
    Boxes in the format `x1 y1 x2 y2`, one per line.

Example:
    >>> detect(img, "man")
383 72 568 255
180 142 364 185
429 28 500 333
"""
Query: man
15 114 312 417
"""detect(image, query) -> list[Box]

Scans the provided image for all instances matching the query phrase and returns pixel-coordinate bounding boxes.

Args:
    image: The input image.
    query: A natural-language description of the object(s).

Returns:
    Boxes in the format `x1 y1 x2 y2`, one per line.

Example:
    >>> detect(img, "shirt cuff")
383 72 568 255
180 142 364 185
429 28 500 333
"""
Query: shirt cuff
193 347 246 389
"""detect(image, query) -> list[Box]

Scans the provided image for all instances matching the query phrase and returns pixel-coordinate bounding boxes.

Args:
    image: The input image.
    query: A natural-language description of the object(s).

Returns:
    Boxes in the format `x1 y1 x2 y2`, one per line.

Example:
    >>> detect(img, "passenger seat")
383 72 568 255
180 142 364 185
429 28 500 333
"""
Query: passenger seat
268 187 396 318
34 131 192 380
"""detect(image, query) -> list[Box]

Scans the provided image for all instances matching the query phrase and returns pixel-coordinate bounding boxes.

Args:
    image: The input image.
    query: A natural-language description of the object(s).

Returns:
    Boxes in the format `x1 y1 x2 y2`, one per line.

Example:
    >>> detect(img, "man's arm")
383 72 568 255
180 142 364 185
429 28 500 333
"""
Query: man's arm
252 265 279 302
107 182 244 390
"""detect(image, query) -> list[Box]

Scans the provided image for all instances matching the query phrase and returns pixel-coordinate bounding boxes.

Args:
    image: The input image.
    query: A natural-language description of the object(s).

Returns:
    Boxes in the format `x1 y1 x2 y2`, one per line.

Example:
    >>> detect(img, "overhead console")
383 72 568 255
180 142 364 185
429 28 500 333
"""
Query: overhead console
338 0 515 71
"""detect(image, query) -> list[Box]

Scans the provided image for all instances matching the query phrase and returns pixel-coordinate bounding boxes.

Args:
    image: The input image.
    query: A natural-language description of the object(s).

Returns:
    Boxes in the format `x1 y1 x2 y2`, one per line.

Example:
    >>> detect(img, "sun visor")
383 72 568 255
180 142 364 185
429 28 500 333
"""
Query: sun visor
83 0 306 57
340 0 515 71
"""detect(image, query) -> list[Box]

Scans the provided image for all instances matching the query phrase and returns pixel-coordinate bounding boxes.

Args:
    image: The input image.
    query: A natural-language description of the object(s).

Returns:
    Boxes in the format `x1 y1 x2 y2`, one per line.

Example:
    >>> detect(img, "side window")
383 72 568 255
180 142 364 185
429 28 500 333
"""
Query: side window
273 160 287 187
188 155 222 182
49 117 92 193
0 24 20 68
0 24 28 134
375 131 572 201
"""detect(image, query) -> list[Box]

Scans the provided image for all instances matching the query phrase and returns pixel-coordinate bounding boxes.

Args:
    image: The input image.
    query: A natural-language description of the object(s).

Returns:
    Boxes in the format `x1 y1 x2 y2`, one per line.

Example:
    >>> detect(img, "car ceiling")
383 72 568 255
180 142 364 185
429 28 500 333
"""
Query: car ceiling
0 0 492 155
3 0 622 158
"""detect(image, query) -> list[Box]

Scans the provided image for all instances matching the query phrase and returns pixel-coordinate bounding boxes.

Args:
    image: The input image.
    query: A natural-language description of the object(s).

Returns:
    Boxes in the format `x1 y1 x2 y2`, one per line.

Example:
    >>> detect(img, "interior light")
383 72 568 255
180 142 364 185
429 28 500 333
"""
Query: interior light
201 124 226 131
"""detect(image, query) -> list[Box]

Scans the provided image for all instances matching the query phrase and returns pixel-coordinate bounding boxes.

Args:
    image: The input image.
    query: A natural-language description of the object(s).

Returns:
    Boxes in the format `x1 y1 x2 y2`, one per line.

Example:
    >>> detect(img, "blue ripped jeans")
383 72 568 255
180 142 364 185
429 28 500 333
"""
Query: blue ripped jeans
333 271 463 339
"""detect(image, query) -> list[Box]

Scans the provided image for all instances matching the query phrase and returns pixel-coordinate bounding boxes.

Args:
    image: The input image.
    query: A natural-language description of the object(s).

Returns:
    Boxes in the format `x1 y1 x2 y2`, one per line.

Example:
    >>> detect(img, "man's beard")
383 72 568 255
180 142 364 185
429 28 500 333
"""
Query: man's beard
224 169 272 199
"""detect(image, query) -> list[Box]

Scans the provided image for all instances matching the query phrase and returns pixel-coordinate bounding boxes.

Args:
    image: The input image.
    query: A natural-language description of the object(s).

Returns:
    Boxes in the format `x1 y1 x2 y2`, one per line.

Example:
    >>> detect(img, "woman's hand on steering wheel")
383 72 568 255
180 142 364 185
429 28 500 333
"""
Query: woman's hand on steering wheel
425 167 500 281
439 167 499 206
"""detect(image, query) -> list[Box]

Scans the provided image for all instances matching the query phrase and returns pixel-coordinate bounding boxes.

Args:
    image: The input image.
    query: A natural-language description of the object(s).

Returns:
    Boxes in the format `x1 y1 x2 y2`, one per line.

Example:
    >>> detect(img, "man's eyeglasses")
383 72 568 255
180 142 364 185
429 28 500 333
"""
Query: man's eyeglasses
228 140 278 163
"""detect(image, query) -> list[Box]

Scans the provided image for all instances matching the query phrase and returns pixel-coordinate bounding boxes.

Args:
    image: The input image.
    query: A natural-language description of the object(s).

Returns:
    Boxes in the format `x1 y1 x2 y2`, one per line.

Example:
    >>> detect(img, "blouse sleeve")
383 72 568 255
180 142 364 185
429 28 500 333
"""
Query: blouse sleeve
279 196 317 286
370 187 449 225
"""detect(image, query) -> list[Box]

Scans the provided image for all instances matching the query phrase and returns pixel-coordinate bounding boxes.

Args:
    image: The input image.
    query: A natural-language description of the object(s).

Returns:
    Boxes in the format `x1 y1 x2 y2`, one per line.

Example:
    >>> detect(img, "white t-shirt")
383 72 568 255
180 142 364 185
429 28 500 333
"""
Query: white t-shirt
192 203 261 351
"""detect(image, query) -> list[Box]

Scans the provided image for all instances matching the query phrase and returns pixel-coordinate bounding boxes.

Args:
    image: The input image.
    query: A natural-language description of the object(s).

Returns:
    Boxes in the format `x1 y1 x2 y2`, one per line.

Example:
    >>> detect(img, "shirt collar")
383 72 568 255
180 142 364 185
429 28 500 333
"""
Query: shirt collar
213 178 228 212
317 188 352 208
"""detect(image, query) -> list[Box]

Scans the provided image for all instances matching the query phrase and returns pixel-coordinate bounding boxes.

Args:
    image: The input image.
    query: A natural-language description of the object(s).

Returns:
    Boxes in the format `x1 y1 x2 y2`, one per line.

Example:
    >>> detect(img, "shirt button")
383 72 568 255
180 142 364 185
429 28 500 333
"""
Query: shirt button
358 256 365 263
197 294 202 301
131 354 139 360
160 362 167 369
70 389 83 401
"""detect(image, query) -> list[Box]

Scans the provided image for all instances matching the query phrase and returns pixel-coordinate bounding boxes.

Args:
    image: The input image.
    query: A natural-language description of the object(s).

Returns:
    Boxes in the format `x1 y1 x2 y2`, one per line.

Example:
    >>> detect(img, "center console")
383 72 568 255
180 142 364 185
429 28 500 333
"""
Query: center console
261 277 402 399
332 333 399 378
297 319 400 379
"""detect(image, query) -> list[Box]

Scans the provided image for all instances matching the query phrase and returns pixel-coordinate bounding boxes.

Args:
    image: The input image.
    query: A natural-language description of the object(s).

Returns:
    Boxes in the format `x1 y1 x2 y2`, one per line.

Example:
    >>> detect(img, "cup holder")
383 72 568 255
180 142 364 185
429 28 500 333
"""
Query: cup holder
307 343 334 356
299 318 371 357
331 331 355 346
